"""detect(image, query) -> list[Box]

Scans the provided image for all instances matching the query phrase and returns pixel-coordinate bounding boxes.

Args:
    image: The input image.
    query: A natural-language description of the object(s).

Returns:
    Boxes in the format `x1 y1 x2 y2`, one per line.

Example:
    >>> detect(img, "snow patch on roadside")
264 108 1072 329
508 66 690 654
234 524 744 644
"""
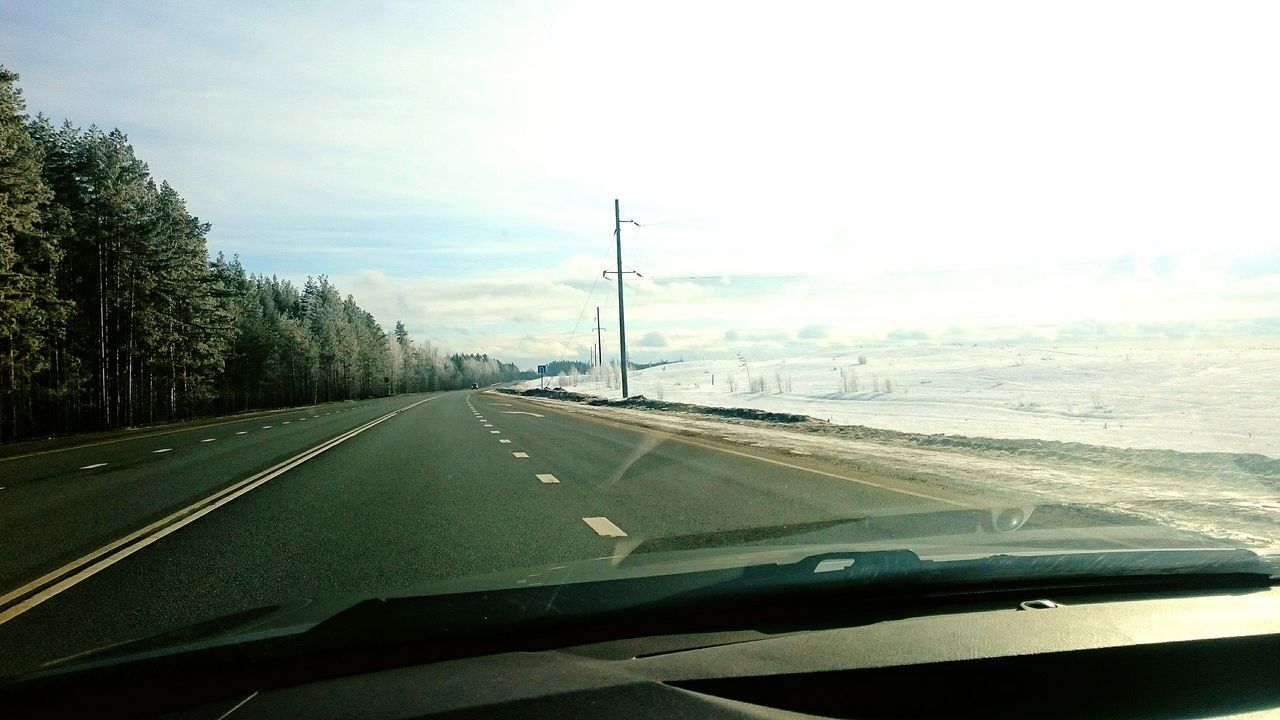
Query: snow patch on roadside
505 390 1280 548
525 344 1280 457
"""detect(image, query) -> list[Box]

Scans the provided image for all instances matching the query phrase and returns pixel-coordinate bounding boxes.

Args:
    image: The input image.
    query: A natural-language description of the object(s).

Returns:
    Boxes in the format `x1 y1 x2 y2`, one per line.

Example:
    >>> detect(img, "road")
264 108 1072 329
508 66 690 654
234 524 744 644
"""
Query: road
0 390 957 676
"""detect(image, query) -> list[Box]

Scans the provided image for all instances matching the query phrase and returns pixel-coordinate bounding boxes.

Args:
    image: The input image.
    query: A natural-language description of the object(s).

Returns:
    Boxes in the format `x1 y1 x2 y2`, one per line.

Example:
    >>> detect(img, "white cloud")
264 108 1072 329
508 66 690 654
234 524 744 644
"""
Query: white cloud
639 331 668 349
7 1 1280 366
339 255 1280 367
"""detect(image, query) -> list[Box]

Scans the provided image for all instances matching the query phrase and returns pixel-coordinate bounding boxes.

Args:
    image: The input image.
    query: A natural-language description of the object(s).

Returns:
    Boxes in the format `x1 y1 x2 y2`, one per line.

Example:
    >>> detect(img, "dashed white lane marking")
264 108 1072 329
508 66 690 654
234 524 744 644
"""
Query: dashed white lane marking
0 399 365 465
583 517 627 537
201 438 216 443
283 421 291 425
152 448 172 454
536 474 560 484
499 439 512 444
512 452 529 458
501 411 544 417
484 424 493 428
490 430 500 434
235 431 248 435
261 426 272 429
0 396 437 627
79 463 107 470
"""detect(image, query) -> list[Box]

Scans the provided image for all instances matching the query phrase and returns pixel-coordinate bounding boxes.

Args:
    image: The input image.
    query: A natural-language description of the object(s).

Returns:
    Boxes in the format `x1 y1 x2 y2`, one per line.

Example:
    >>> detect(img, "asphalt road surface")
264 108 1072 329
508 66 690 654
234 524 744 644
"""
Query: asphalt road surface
0 390 958 676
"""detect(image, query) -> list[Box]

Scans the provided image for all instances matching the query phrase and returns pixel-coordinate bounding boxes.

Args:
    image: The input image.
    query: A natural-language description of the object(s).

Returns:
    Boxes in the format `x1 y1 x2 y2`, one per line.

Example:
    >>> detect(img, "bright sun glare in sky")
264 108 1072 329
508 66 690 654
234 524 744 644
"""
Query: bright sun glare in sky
4 1 1279 365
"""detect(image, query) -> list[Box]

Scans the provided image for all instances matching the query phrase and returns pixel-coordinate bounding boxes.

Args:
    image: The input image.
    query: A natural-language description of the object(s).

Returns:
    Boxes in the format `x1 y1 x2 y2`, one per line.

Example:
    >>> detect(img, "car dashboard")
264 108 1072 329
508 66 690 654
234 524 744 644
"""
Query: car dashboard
144 585 1280 719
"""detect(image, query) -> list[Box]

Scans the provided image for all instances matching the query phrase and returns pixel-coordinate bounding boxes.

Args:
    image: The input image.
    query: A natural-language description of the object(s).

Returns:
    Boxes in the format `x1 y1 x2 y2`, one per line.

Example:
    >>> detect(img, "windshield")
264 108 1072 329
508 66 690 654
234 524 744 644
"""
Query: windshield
0 1 1276 679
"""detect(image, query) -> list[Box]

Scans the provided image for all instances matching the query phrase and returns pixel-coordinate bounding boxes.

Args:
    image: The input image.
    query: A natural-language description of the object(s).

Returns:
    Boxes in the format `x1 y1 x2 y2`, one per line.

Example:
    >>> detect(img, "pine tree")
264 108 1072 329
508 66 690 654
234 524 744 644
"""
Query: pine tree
0 67 69 440
0 67 528 439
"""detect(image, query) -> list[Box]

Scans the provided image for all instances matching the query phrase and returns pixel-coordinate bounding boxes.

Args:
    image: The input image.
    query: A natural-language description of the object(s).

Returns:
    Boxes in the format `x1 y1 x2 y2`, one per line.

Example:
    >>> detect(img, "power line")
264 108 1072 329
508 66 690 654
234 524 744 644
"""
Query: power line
631 214 724 228
647 273 805 282
553 236 616 364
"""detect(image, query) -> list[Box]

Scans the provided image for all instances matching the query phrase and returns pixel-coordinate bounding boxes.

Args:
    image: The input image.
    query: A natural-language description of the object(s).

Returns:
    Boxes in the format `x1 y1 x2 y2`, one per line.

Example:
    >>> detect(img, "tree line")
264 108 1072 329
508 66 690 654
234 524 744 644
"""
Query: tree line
0 66 527 441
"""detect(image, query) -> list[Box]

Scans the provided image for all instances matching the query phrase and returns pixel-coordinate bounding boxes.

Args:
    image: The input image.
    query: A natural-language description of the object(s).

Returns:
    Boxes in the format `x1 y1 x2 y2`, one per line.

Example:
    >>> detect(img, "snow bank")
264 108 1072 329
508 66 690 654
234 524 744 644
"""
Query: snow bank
504 388 1280 547
527 343 1280 457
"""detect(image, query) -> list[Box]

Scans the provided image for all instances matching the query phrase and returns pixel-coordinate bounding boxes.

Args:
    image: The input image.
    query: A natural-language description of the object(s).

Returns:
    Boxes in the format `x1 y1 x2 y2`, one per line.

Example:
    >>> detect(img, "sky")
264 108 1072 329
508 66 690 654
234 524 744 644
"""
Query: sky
4 1 1279 367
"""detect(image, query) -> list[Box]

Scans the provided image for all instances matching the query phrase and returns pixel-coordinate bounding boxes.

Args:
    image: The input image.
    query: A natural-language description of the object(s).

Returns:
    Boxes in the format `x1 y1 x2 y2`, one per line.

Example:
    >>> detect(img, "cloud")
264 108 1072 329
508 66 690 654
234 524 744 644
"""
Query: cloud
886 328 929 341
639 331 668 348
10 3 1280 367
334 254 1280 368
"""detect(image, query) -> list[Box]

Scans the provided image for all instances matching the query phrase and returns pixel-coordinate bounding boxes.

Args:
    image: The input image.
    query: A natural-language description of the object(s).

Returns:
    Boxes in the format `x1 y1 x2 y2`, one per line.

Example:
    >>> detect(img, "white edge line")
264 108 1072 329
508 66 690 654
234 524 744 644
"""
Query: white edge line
79 463 107 470
0 396 436 623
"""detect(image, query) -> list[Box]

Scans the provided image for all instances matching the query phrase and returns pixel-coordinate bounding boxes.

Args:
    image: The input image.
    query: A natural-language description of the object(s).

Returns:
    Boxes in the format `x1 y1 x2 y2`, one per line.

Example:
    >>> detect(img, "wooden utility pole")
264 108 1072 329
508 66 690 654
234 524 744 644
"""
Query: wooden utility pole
604 199 640 398
614 200 629 397
595 307 604 369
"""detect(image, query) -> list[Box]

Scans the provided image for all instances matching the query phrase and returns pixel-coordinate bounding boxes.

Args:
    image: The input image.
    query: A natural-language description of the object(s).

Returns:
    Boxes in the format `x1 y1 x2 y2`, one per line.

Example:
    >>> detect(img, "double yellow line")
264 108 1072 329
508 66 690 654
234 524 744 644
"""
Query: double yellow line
0 397 434 627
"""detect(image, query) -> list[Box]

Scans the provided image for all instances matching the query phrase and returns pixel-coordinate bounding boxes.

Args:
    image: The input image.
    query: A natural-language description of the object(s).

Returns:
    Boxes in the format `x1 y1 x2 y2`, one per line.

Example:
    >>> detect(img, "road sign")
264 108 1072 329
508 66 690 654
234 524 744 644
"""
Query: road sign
537 365 547 374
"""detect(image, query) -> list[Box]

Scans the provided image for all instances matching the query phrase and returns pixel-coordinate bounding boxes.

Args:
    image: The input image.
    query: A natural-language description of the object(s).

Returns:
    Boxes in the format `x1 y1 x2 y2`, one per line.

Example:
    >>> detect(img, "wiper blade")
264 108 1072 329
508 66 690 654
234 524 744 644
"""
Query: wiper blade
727 547 1276 596
295 548 1272 660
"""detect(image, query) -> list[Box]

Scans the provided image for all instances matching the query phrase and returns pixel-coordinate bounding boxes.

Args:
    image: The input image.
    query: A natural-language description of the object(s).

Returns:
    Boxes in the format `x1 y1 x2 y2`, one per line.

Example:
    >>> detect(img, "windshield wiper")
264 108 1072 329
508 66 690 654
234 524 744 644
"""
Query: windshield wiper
741 546 1276 588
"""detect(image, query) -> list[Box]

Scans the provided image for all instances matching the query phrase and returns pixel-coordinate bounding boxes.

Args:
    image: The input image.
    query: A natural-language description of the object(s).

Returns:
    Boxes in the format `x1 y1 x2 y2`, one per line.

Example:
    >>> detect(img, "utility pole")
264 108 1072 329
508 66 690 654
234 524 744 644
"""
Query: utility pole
614 199 629 397
604 199 640 398
595 307 604 370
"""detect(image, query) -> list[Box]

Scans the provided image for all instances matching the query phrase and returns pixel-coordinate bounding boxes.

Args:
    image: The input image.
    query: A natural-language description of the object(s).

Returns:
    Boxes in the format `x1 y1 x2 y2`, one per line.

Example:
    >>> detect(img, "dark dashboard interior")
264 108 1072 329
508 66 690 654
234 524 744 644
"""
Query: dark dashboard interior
84 585 1280 719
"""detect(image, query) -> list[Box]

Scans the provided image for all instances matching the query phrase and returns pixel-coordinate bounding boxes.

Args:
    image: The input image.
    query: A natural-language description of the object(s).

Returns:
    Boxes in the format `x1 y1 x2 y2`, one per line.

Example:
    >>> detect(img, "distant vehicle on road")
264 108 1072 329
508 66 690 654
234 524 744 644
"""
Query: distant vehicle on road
470 382 479 389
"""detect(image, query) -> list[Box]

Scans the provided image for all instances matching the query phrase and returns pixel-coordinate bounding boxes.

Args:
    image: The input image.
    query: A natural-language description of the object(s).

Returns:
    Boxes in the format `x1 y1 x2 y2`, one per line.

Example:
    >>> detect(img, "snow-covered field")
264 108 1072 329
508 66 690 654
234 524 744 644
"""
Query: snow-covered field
527 343 1280 458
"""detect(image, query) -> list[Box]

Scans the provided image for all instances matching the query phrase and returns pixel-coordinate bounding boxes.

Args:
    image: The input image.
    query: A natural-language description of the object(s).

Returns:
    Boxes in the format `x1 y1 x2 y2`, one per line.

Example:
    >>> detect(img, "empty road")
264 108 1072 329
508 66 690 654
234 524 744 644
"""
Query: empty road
0 390 958 676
